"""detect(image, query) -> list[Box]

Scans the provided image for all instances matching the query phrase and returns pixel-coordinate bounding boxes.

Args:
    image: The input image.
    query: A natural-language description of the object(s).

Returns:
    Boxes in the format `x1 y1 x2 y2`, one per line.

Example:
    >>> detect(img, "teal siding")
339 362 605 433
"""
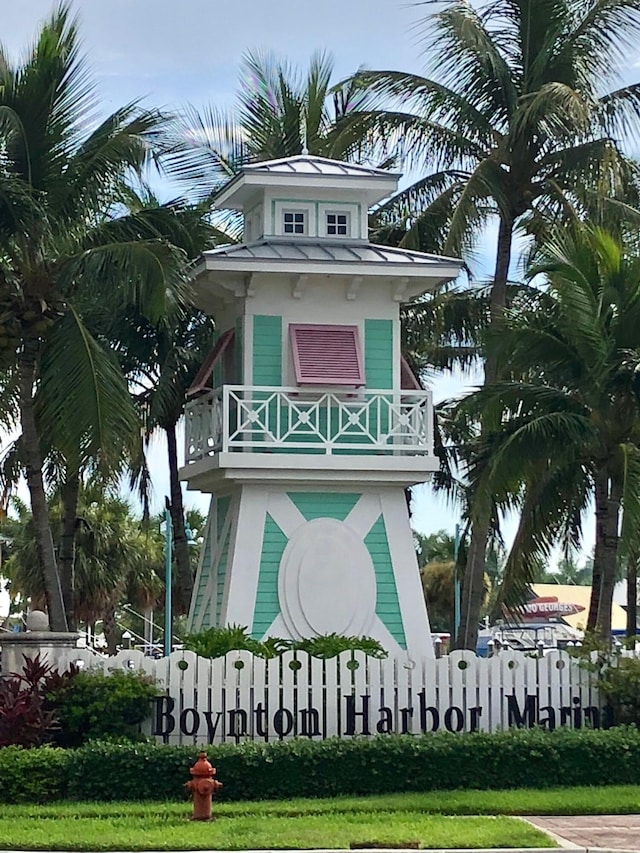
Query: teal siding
235 316 244 384
202 598 212 627
217 497 230 541
365 319 393 389
364 319 393 451
288 492 361 522
212 329 223 388
364 515 406 648
253 315 282 385
215 497 231 626
191 515 213 626
251 514 287 638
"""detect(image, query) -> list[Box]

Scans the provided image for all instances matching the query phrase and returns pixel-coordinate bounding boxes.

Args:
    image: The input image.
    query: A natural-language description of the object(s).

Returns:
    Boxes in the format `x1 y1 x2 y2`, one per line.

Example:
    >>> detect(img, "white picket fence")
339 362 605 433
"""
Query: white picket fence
58 646 602 744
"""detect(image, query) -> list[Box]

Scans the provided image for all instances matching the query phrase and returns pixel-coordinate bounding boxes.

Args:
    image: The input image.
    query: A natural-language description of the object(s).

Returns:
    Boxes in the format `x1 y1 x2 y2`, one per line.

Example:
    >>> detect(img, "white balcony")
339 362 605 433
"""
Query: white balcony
184 385 434 463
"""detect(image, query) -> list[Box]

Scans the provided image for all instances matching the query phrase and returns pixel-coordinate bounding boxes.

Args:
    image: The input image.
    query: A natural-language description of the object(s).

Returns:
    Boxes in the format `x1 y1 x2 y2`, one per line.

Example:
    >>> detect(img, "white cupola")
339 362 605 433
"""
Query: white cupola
214 154 399 243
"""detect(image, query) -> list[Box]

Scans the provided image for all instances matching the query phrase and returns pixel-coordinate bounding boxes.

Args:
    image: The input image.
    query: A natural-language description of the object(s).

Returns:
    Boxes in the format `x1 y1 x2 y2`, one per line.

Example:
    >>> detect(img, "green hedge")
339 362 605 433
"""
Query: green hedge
2 727 640 803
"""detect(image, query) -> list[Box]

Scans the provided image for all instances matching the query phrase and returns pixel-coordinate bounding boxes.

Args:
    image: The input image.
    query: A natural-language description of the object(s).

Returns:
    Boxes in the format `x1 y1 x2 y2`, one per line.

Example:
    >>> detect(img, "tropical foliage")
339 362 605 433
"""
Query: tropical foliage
1 490 164 653
0 6 179 629
182 625 387 659
339 0 640 647
0 5 218 630
165 48 376 226
465 225 640 638
4 0 640 650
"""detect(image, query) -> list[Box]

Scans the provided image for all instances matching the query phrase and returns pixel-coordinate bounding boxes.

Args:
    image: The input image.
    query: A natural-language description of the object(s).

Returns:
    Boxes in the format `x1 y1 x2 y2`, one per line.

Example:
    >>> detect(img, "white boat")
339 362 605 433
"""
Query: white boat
476 621 583 656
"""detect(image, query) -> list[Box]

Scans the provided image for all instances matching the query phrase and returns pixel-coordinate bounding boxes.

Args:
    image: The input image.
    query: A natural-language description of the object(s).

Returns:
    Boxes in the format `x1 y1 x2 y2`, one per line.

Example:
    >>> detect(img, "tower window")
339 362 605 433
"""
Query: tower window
326 212 349 236
283 211 306 235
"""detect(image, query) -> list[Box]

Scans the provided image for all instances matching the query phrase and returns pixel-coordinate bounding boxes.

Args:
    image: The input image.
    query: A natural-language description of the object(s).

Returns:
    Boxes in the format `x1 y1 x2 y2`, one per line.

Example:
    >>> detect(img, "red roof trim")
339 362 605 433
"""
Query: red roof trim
290 324 365 386
400 355 423 390
187 328 235 397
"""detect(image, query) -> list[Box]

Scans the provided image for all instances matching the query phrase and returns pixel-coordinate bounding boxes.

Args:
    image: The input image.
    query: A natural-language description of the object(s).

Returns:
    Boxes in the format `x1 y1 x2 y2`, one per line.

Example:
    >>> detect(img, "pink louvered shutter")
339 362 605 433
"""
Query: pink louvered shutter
290 324 365 386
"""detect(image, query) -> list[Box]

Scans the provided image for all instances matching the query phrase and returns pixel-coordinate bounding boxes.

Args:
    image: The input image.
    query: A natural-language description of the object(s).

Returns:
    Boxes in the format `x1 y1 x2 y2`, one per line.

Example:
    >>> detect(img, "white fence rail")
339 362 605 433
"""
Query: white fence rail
59 648 601 745
185 386 433 461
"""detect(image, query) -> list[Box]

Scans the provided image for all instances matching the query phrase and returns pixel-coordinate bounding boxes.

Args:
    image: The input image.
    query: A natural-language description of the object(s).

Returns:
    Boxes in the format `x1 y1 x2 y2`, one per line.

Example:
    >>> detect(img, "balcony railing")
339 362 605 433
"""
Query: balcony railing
185 385 434 462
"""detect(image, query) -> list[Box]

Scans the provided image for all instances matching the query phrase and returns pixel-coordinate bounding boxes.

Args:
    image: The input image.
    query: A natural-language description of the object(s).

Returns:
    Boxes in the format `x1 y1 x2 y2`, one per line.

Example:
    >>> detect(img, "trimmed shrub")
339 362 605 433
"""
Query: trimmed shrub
0 745 71 803
3 727 640 803
46 669 160 748
597 657 640 725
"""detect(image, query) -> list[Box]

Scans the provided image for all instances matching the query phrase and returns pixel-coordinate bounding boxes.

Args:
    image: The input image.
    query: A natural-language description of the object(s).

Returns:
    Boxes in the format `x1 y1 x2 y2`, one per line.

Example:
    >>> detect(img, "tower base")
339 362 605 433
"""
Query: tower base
189 485 433 659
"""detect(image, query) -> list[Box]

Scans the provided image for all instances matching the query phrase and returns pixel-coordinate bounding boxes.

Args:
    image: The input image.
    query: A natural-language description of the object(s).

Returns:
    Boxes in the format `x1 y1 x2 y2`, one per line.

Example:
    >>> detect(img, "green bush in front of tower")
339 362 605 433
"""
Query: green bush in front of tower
182 625 387 659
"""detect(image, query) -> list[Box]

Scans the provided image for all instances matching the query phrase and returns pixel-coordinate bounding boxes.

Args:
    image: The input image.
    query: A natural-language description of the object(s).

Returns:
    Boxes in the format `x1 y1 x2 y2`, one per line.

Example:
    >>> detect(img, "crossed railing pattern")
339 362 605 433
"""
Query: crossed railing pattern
185 385 433 460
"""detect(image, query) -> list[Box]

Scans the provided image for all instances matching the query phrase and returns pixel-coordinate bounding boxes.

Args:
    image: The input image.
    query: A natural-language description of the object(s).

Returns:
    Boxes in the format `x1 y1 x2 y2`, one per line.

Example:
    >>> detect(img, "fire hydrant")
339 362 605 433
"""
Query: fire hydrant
184 752 223 821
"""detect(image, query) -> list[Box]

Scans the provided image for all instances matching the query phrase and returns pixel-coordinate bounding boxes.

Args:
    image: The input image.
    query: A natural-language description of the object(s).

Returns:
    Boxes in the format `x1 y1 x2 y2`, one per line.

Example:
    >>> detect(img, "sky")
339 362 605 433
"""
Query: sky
3 0 637 558
2 0 434 111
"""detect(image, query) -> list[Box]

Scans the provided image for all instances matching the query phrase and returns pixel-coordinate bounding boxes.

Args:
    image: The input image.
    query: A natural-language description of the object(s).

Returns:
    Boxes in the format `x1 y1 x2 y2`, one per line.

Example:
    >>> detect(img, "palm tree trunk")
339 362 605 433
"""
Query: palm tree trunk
102 606 119 656
456 505 491 649
455 212 514 651
165 421 193 615
626 552 637 641
486 212 514 384
588 468 621 640
18 340 68 632
59 470 80 630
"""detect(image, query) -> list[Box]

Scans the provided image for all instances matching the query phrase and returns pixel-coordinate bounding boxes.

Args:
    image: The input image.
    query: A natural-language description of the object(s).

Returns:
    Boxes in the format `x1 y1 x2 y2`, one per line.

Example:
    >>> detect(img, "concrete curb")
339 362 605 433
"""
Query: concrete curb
3 849 638 853
520 816 583 849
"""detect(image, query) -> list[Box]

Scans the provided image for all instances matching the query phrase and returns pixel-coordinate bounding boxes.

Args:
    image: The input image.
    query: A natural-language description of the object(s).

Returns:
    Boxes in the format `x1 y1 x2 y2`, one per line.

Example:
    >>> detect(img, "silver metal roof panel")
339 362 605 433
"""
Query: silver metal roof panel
205 240 460 267
242 154 401 179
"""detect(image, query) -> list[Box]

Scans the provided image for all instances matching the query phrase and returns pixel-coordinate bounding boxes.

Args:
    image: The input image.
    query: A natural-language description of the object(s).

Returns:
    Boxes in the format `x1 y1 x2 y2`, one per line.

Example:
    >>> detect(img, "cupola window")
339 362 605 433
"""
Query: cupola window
326 212 349 237
290 324 365 387
283 210 306 235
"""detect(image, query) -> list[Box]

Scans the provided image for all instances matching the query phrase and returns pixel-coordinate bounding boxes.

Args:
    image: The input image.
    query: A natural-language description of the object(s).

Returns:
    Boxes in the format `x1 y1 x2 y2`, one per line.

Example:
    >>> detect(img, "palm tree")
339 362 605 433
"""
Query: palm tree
469 225 640 639
555 556 592 585
339 0 640 648
99 185 220 617
415 530 457 566
3 489 164 653
0 5 191 630
166 49 372 203
73 490 164 654
114 307 215 616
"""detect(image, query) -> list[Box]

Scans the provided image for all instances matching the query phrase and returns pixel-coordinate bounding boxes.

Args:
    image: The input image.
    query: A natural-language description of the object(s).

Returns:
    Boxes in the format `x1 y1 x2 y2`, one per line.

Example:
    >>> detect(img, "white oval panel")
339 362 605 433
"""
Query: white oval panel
278 518 376 638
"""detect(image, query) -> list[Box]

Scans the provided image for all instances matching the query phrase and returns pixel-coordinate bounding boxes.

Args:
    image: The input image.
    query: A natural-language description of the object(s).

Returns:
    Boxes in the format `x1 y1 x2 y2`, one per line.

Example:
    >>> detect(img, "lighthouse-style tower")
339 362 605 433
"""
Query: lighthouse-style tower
181 155 461 658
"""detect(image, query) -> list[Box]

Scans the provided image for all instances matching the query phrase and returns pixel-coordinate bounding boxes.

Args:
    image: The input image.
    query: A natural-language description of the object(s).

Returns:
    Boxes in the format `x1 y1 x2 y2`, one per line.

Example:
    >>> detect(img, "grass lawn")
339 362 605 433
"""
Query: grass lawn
3 784 639 851
0 809 551 851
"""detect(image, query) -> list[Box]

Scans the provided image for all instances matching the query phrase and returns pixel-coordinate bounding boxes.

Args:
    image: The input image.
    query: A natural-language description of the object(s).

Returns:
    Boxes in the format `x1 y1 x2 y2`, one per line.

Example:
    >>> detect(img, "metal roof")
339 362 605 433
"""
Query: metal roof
204 239 459 267
241 154 401 180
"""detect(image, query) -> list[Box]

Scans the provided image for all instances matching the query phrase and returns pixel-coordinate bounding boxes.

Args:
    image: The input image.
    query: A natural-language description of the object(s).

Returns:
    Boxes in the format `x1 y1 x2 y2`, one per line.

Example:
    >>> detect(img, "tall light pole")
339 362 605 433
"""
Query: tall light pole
163 497 173 657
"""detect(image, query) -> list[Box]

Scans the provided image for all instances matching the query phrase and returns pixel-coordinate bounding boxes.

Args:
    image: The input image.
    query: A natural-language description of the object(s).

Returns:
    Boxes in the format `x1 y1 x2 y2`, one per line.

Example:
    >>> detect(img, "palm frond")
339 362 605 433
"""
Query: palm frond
36 306 139 473
339 69 499 146
370 169 470 253
597 84 640 138
427 1 517 126
303 50 334 152
618 442 640 562
329 108 484 173
497 458 591 611
59 236 187 325
571 0 640 84
161 103 247 195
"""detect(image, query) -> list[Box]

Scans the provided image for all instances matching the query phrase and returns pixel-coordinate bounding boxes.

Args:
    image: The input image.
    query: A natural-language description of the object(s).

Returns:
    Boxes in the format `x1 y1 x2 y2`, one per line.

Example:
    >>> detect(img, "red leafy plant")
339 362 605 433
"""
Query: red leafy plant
0 655 77 747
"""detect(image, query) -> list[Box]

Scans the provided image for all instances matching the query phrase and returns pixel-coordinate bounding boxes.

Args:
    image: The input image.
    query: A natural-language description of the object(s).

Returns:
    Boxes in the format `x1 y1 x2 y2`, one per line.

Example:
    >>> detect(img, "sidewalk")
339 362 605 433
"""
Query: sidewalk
526 814 640 851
